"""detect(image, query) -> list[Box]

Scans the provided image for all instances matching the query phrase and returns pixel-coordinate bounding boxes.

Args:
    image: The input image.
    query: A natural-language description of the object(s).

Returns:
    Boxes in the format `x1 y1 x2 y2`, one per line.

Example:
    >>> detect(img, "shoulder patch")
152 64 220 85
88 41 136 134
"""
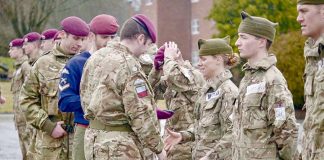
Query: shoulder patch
61 68 69 75
274 102 286 121
134 78 148 98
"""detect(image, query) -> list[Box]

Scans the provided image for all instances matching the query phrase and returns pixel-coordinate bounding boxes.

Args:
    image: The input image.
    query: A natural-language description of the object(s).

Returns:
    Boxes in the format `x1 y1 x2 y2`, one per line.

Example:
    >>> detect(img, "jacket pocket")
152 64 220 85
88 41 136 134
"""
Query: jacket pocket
39 73 60 116
242 93 268 129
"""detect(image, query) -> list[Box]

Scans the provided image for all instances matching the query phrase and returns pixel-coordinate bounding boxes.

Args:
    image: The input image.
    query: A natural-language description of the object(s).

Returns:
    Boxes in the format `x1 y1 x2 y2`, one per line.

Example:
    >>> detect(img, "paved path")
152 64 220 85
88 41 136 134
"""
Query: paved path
0 114 22 160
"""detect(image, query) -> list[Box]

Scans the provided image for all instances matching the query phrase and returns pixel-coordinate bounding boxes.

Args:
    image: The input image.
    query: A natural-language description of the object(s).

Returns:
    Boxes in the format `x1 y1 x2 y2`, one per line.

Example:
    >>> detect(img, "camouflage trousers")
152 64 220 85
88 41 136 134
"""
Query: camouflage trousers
14 112 28 160
84 128 144 160
26 126 37 160
72 125 87 160
33 129 73 160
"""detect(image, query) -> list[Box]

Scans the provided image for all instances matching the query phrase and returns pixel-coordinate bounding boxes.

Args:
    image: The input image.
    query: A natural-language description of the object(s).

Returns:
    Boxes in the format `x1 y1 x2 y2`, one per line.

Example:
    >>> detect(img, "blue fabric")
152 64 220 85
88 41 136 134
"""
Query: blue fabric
58 51 91 125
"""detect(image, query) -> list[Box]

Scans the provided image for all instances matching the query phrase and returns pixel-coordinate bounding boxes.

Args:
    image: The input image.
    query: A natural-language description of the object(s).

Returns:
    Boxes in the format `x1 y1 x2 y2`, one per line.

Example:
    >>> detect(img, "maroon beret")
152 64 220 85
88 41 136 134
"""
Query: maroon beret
60 16 90 37
131 14 157 43
9 38 24 47
41 29 58 40
23 32 41 43
90 14 119 35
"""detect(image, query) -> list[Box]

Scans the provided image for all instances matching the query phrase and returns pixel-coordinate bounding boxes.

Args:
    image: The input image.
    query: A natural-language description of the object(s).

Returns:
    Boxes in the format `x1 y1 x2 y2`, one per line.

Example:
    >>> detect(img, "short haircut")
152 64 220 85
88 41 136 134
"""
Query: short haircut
120 18 149 42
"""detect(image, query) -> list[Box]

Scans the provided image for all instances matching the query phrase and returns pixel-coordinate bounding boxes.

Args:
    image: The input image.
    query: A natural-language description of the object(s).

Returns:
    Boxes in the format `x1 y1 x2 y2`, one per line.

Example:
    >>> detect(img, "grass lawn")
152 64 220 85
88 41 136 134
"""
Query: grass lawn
0 81 13 113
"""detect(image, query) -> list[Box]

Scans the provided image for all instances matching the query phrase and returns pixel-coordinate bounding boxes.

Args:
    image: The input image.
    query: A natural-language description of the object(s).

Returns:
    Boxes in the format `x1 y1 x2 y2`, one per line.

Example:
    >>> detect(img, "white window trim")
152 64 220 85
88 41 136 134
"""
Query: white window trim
192 19 200 35
145 0 153 6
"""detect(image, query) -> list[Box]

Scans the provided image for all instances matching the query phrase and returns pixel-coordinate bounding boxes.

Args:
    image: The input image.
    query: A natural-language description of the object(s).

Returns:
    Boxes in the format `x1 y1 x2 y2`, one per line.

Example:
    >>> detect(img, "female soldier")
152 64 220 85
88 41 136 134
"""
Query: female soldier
164 37 239 160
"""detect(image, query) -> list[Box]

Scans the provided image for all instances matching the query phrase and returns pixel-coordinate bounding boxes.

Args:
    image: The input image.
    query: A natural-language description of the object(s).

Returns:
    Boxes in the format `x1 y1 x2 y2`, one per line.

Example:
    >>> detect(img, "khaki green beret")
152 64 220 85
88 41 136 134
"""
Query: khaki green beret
297 0 324 4
198 36 233 56
238 11 278 42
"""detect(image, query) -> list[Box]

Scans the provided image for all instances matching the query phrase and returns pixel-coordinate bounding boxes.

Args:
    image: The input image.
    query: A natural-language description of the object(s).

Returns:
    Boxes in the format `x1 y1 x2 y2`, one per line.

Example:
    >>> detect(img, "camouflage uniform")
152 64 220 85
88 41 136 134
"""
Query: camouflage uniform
304 37 324 159
301 37 324 160
20 46 74 160
11 55 30 159
180 70 237 160
232 54 298 160
157 58 204 160
80 38 119 112
84 42 164 160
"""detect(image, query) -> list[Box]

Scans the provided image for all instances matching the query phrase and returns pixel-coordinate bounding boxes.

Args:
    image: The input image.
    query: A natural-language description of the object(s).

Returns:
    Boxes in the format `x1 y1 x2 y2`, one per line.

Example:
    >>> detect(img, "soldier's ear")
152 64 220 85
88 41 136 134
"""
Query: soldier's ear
241 11 251 20
198 39 206 49
222 36 231 44
59 30 67 39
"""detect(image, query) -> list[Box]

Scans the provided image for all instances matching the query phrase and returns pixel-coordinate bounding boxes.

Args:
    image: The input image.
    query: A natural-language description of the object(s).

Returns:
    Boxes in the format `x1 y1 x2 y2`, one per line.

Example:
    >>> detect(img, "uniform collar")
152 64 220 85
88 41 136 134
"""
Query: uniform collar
242 54 277 71
53 45 74 59
305 36 324 49
205 69 232 91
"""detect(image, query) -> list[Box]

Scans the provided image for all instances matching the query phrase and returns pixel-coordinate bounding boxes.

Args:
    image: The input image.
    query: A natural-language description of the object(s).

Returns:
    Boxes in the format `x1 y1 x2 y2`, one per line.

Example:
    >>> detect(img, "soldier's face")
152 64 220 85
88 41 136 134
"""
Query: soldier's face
236 33 260 59
134 34 152 57
297 4 324 39
198 55 222 79
23 42 37 56
61 32 86 54
95 34 114 49
41 39 55 53
9 47 23 59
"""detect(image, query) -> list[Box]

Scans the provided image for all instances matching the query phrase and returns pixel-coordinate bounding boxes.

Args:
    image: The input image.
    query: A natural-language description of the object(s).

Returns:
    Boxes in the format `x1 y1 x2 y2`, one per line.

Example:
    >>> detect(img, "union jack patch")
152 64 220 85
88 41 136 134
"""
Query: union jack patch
135 85 148 98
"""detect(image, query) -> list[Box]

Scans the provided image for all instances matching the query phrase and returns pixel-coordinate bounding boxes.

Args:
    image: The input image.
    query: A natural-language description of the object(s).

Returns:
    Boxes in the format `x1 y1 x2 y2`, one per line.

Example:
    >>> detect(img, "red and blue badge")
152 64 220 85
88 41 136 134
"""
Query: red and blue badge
134 79 148 98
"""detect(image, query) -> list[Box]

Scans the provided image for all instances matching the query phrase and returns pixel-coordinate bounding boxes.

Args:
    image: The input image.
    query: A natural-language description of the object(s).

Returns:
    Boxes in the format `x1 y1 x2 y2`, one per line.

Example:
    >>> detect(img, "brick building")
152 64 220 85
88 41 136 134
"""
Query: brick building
127 0 216 65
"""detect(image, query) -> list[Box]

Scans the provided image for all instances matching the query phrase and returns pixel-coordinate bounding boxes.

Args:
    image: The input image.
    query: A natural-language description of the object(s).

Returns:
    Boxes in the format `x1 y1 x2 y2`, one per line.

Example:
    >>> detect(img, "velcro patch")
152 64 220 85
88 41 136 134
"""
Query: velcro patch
206 89 221 101
246 81 266 95
274 103 286 121
135 85 148 98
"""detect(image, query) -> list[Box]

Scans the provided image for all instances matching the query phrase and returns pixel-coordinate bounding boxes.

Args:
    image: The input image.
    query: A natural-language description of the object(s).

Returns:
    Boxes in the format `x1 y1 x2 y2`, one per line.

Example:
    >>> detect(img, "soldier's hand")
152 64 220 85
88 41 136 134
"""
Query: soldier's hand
51 121 67 138
156 149 167 160
164 41 178 60
163 128 182 152
0 96 6 104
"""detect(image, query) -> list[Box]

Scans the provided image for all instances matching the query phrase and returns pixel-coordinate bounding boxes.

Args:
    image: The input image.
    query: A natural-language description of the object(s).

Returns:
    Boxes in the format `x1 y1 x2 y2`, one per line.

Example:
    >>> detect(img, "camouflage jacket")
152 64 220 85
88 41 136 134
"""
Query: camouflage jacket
303 37 324 132
232 54 298 160
11 56 30 108
181 70 237 160
20 46 73 134
80 41 118 112
86 42 164 154
310 38 324 156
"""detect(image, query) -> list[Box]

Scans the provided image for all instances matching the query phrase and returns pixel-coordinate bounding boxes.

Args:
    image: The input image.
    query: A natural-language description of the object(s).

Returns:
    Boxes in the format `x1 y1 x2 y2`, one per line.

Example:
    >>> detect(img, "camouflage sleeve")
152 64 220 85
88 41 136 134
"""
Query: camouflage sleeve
148 69 166 100
207 91 236 159
179 126 195 143
267 83 298 159
122 72 164 154
80 61 91 112
21 62 31 82
162 59 200 92
20 65 56 134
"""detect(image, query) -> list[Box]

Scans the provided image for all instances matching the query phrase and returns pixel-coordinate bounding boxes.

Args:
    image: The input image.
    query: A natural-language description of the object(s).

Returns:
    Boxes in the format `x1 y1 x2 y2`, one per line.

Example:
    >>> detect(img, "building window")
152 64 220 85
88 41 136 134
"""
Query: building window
192 51 199 66
191 0 199 3
129 0 141 11
145 0 153 6
191 19 200 35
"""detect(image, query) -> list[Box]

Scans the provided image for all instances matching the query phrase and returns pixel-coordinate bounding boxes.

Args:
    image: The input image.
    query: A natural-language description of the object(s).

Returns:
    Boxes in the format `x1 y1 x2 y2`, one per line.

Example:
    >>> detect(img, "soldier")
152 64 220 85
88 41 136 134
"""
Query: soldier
231 11 298 159
79 15 119 113
41 29 58 53
150 41 204 160
22 32 42 66
84 14 167 160
297 0 324 159
20 16 90 160
164 37 239 160
58 14 119 160
8 38 30 160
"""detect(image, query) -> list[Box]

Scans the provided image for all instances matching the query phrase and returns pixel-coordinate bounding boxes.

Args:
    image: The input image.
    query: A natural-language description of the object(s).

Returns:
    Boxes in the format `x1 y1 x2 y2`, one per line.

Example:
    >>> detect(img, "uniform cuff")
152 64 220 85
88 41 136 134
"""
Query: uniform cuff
180 131 194 143
41 118 56 134
153 140 164 154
